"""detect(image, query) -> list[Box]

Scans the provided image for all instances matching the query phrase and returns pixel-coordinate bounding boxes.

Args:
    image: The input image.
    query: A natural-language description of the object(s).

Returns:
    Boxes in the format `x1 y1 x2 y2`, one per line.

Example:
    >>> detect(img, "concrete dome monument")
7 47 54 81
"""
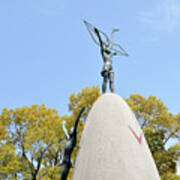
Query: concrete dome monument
72 93 160 180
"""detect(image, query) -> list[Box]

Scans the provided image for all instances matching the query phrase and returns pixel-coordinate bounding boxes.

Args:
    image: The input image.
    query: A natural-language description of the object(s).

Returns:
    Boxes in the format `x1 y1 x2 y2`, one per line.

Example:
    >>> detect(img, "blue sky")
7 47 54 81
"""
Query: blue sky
0 0 180 116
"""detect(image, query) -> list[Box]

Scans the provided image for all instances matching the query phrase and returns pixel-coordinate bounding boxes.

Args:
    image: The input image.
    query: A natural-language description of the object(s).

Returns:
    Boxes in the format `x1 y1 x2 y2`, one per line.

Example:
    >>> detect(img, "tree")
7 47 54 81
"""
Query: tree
0 86 101 180
125 94 180 178
161 173 180 180
68 86 101 118
0 86 179 179
0 105 64 179
68 88 180 179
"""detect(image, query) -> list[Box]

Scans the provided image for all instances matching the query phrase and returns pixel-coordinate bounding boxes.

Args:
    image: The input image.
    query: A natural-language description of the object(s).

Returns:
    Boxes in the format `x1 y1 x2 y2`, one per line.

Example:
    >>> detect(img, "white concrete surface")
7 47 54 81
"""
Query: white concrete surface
73 93 160 180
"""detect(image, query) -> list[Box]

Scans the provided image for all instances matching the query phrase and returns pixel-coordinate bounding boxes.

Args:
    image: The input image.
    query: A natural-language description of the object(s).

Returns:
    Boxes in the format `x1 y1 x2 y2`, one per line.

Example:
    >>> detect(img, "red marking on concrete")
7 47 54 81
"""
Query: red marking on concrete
128 125 143 144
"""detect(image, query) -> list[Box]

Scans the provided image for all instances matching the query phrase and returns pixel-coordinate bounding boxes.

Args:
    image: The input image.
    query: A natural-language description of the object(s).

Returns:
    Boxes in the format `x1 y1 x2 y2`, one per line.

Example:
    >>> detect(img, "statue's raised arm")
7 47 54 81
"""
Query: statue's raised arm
73 106 86 137
84 20 110 47
84 20 128 56
111 42 128 56
62 121 70 140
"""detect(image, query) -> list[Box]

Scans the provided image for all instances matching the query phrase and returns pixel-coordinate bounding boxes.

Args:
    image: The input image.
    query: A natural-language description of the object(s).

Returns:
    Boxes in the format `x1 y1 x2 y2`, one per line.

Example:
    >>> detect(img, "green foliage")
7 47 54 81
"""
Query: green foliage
0 104 63 179
0 87 179 179
161 173 180 180
0 86 101 180
125 94 180 178
68 86 101 117
65 86 101 179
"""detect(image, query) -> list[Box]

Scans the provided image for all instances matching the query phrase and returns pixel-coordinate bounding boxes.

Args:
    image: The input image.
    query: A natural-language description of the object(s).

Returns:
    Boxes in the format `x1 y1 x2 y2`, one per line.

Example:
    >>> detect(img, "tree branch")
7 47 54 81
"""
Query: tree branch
163 129 178 146
32 144 52 180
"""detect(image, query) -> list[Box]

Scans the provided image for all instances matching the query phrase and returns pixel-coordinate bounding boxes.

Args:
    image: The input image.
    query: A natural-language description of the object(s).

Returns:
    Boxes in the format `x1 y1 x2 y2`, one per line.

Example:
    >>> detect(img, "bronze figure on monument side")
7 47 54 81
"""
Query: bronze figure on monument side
84 20 128 93
60 106 86 180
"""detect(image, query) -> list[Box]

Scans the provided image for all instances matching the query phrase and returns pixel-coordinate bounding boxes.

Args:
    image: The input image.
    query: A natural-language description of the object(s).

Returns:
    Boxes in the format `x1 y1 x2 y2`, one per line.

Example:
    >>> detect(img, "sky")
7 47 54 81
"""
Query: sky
0 0 180 117
0 0 180 175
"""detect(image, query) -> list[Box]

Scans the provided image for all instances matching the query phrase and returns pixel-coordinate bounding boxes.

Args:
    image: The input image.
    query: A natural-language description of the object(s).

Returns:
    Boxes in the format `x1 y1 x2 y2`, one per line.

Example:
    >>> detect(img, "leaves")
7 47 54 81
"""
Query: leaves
161 172 180 180
0 105 63 179
0 87 179 179
0 143 21 178
0 86 101 179
68 86 101 118
125 94 180 178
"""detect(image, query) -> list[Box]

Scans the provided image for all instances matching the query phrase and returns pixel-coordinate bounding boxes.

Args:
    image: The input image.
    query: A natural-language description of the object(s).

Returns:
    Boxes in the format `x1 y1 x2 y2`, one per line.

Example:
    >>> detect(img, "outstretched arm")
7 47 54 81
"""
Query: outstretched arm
62 121 70 140
73 106 86 136
94 28 105 56
113 43 128 56
94 28 103 47
84 20 110 47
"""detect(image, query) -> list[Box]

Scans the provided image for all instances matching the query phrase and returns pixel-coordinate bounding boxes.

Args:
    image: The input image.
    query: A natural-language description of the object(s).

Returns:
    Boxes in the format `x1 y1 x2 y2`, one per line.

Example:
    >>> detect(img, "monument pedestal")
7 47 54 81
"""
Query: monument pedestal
72 93 160 180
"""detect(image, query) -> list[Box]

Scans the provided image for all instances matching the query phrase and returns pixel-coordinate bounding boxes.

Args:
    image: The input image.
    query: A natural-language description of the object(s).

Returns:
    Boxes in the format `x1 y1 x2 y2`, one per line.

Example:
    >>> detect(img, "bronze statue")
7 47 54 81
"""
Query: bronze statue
84 20 128 93
60 106 86 180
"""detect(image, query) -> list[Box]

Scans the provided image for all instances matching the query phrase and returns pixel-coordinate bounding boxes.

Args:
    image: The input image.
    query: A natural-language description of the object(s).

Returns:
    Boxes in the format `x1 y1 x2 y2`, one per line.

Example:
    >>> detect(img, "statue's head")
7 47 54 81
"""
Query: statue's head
104 44 111 54
105 43 109 48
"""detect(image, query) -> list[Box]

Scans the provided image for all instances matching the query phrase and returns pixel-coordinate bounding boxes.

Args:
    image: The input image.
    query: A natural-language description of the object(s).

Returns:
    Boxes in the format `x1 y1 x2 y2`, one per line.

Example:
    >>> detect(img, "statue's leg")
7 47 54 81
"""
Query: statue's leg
109 71 114 93
102 78 107 93
102 71 108 93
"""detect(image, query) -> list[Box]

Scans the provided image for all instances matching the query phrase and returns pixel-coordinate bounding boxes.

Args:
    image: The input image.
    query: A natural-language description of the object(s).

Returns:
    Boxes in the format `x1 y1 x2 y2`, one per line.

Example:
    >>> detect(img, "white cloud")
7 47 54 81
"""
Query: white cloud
138 0 180 32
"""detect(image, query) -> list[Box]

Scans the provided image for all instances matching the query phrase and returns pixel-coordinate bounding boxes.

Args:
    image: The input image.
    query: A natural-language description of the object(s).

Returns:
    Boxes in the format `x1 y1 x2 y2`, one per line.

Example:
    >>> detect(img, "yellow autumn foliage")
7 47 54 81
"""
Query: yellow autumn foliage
0 87 179 179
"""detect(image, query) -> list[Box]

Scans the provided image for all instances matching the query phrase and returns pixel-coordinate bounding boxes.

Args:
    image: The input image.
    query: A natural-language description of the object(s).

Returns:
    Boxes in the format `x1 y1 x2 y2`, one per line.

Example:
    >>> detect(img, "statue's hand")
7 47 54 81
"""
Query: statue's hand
113 52 117 56
94 28 99 34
